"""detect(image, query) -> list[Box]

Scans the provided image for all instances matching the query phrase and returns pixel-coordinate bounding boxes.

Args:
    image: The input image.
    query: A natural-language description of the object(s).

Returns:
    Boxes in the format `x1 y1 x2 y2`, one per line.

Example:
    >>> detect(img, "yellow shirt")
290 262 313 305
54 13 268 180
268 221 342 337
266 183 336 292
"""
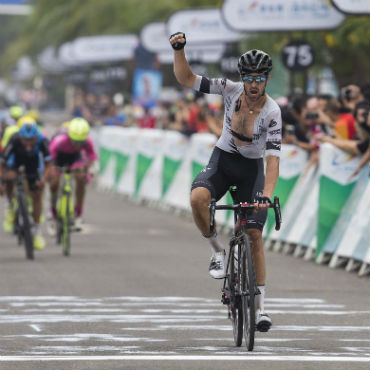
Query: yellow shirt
1 125 19 149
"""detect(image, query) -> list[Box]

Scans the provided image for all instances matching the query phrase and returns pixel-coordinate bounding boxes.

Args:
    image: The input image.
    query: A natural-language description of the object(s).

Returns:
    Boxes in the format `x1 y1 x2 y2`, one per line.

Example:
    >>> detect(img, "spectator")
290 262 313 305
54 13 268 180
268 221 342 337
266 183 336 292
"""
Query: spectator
138 107 156 129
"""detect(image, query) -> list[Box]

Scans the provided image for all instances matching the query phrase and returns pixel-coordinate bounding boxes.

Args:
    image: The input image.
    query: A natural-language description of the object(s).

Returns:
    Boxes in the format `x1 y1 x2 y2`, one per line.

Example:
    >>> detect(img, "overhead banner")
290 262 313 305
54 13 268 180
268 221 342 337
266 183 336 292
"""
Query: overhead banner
141 22 168 53
72 35 139 64
222 0 345 31
158 44 226 64
331 0 370 14
167 8 241 45
0 0 31 15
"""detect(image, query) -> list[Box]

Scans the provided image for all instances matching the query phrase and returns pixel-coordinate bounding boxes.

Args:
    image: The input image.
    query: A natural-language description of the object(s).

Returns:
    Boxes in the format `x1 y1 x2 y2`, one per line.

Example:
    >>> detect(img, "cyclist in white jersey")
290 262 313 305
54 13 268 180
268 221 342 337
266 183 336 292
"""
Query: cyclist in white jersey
169 32 281 332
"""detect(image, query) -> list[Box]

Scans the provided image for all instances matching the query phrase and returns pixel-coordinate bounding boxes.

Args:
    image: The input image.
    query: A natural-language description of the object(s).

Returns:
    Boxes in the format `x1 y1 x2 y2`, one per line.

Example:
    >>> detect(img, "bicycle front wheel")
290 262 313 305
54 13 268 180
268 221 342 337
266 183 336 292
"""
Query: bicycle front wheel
59 194 71 256
18 195 34 260
241 233 256 351
229 244 243 347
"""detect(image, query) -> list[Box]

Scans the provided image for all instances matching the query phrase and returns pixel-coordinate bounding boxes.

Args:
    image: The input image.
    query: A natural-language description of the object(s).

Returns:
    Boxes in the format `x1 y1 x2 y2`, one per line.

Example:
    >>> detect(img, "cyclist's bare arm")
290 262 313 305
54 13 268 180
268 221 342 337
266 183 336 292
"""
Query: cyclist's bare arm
169 33 196 88
263 156 279 198
255 156 279 211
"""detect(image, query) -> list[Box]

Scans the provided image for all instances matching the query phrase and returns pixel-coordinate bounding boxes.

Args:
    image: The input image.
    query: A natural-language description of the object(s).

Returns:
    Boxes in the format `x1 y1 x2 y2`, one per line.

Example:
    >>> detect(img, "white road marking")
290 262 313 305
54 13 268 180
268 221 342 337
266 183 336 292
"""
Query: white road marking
0 355 368 362
29 324 41 332
0 296 368 361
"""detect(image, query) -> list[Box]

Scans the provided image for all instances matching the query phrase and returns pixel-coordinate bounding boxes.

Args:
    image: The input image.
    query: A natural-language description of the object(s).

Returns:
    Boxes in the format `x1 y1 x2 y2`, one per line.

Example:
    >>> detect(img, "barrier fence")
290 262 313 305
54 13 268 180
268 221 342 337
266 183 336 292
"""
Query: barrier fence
95 127 370 277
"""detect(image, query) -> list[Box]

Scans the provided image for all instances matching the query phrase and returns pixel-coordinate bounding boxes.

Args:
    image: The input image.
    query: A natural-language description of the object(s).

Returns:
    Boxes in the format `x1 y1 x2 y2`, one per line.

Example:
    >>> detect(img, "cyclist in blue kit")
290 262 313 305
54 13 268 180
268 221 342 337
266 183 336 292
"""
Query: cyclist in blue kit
169 32 282 332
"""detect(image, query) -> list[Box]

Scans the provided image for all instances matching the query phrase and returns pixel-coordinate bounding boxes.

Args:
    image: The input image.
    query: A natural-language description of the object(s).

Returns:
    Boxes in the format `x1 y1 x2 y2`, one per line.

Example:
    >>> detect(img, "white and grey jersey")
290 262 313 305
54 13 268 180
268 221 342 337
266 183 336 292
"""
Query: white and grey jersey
193 75 282 159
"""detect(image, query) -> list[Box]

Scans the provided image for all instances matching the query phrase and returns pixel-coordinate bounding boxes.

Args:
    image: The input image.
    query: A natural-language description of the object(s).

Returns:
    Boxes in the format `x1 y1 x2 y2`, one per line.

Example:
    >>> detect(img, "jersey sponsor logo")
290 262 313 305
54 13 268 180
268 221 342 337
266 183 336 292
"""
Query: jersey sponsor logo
266 140 281 151
269 128 281 135
269 119 278 128
235 98 241 112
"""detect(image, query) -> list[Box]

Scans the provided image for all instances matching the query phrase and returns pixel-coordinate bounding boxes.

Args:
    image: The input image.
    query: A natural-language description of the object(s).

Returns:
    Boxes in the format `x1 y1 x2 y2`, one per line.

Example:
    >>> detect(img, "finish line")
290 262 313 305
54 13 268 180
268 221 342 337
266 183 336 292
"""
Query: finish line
0 355 368 362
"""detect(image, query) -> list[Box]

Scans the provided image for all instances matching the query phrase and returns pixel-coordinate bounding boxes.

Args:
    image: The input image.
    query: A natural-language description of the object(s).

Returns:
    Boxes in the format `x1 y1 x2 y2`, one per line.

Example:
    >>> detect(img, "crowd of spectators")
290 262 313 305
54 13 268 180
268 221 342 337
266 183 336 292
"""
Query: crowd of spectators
280 83 369 175
71 83 369 175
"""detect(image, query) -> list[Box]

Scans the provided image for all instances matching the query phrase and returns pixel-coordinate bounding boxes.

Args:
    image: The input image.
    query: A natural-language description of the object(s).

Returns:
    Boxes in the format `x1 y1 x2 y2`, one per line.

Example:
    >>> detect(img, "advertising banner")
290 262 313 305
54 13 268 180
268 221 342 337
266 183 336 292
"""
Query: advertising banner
266 145 308 235
158 45 226 64
132 69 162 108
222 0 344 31
115 128 139 197
72 35 139 64
167 8 241 45
333 179 370 262
320 168 369 257
268 165 317 242
316 143 361 258
161 131 189 198
0 0 30 15
135 129 164 201
331 0 370 14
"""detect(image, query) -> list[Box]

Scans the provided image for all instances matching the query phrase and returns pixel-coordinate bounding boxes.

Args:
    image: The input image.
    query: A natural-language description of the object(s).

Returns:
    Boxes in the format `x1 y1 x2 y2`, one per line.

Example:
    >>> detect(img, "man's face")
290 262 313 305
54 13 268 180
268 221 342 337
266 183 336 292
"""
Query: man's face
20 138 37 152
241 73 269 100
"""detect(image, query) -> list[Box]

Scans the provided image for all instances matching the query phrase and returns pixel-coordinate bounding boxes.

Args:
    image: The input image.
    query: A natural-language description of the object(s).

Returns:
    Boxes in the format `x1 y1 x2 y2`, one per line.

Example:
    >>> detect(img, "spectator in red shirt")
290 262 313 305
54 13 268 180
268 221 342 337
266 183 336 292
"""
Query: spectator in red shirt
138 108 156 129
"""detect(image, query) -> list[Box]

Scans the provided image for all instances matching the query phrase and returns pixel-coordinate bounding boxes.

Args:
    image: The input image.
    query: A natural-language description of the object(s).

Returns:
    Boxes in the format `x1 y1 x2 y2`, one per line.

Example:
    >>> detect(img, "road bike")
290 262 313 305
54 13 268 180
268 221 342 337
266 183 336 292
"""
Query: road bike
12 167 34 260
209 188 281 350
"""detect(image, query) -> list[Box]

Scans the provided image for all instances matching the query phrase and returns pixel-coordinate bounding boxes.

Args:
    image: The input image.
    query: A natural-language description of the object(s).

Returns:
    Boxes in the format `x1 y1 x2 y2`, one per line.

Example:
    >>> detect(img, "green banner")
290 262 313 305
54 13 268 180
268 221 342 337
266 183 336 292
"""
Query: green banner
99 147 112 175
162 156 182 198
135 154 154 196
191 161 204 182
114 152 129 189
266 175 299 235
316 176 355 258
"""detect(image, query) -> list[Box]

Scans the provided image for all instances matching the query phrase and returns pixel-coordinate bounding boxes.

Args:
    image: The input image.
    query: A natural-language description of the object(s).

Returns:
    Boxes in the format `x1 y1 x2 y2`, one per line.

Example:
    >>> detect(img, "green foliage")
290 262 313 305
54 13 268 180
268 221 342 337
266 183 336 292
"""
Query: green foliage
1 0 221 69
244 16 370 86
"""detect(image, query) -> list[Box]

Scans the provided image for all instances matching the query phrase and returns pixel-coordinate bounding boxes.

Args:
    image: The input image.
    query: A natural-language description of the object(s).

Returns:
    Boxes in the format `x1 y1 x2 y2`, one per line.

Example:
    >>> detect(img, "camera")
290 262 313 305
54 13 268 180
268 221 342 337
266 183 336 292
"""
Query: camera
285 124 295 135
305 112 319 120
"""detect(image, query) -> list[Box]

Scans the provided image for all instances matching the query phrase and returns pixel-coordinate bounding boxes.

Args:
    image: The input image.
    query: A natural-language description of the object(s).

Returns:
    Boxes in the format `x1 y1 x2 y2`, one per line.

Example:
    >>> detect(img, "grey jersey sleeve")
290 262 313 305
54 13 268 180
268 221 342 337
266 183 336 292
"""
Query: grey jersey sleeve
193 75 238 96
265 109 282 157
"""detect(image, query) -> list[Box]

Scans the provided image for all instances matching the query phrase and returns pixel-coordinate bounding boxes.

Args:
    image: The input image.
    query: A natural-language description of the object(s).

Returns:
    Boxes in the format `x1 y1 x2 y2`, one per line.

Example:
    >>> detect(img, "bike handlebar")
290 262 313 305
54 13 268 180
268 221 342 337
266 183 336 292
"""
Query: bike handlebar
209 196 282 233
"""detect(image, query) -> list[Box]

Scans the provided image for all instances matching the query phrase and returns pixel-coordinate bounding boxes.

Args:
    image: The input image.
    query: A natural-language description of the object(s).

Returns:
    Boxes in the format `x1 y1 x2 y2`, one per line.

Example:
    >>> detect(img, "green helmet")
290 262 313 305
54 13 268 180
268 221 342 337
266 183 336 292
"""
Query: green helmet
9 106 24 120
68 118 90 141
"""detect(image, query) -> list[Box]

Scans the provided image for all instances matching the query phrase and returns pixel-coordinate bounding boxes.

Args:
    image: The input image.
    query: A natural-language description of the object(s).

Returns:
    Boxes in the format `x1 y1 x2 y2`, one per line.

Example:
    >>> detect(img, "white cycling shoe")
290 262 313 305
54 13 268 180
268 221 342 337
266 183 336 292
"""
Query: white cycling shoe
209 251 226 279
256 309 272 332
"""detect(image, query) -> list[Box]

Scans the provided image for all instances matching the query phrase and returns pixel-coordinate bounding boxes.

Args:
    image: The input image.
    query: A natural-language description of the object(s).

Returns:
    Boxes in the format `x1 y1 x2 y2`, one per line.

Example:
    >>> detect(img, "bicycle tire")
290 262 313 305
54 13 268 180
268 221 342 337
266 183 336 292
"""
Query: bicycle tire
241 233 256 351
61 194 71 256
18 194 34 260
230 244 243 346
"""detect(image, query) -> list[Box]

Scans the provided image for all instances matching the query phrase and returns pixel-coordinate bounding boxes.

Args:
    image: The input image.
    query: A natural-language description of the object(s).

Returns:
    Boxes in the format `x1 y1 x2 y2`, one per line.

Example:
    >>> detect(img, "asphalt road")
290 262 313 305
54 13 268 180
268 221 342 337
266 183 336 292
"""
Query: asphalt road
0 185 369 370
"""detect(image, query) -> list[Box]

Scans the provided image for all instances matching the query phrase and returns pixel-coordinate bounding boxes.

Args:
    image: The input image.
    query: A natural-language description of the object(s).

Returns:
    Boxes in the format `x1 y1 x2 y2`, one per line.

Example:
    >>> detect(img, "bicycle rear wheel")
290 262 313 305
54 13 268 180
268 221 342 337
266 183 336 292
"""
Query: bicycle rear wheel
230 244 243 346
18 195 34 260
241 233 256 351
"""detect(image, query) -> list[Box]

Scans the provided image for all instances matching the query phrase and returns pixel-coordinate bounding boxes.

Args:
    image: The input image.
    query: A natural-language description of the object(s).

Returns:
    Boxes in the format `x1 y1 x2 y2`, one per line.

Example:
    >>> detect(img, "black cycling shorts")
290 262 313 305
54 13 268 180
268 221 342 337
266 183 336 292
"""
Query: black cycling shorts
191 147 267 231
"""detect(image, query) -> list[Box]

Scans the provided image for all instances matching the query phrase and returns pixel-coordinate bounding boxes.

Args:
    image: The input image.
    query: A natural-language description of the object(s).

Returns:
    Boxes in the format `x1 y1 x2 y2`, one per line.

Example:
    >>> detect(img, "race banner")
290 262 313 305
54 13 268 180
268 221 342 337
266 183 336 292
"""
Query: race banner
222 0 344 31
331 0 370 14
72 35 139 64
316 143 361 258
266 145 308 235
161 131 189 198
167 8 241 45
320 168 369 258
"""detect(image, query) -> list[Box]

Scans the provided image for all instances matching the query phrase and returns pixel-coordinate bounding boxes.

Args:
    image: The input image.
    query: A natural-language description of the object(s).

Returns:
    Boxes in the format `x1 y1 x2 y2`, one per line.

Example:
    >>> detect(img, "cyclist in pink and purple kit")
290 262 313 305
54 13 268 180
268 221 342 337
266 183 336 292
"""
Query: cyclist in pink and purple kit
48 118 97 231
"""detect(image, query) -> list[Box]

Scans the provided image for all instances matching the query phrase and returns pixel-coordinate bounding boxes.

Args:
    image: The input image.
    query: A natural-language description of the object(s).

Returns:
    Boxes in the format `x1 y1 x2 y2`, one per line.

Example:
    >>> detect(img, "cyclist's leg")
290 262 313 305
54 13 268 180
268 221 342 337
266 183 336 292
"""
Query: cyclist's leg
190 148 231 278
190 147 229 238
48 165 61 218
73 169 87 219
26 165 46 249
2 166 17 232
